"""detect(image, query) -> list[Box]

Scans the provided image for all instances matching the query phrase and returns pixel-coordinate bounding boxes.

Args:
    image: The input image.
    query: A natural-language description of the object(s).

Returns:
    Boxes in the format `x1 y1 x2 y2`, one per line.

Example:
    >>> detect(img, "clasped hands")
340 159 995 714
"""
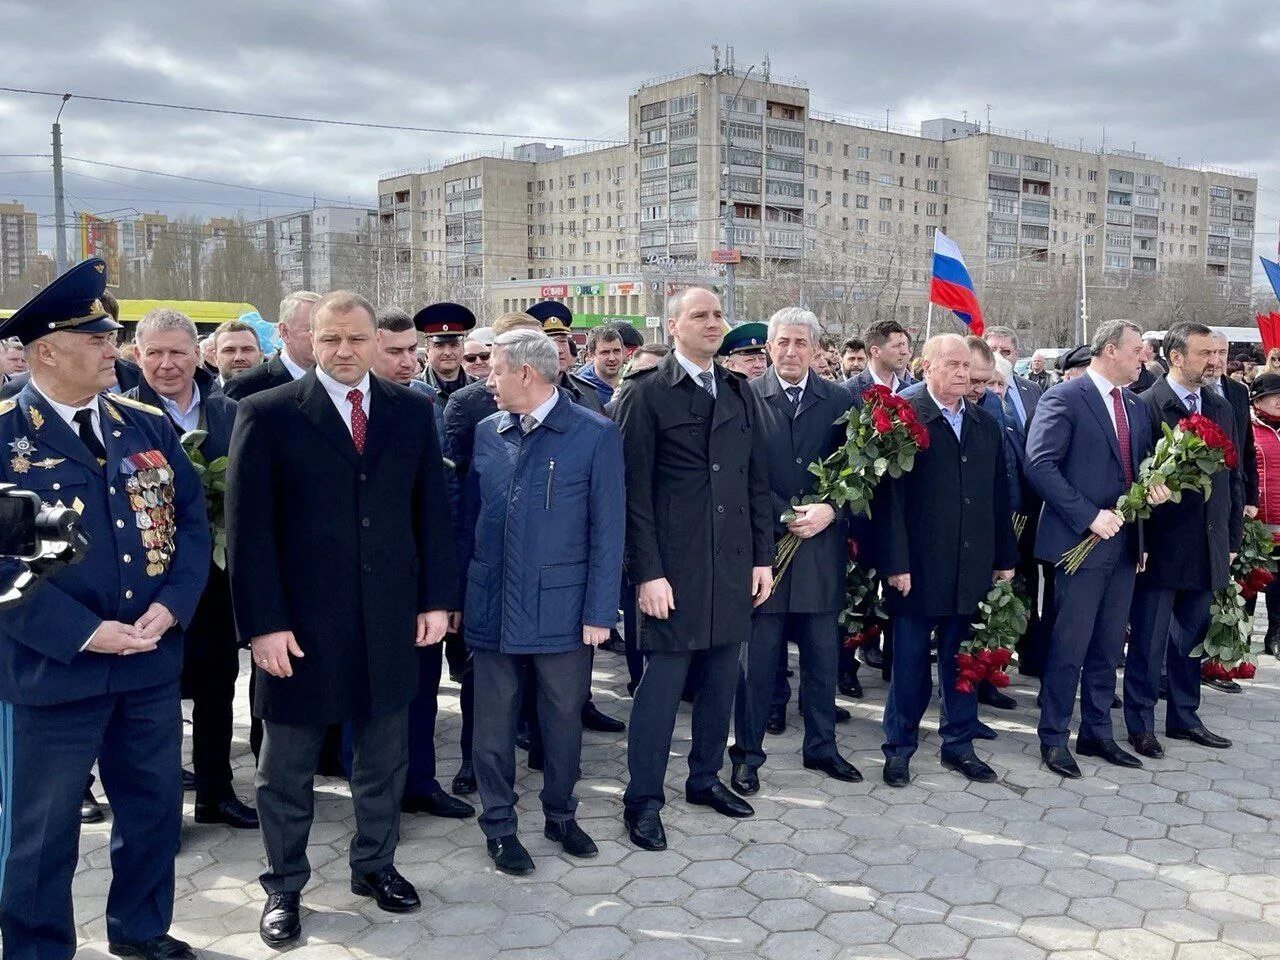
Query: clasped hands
87 602 176 656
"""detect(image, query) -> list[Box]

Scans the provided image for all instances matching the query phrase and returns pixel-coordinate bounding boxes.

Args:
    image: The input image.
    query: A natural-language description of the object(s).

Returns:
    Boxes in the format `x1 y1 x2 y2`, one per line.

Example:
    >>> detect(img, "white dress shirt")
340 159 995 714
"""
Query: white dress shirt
278 347 308 381
867 365 901 393
507 387 560 432
31 381 104 448
1085 367 1128 437
315 366 371 439
674 349 717 398
157 389 200 434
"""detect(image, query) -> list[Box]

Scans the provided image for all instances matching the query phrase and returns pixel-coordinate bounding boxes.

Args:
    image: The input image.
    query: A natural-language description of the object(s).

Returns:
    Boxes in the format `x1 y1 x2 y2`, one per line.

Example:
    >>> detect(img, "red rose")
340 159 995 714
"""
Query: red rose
955 653 975 671
954 679 974 694
865 624 881 642
988 670 1011 688
871 408 892 434
862 385 893 405
847 538 859 562
1237 661 1256 679
910 422 931 450
843 633 864 649
992 647 1013 667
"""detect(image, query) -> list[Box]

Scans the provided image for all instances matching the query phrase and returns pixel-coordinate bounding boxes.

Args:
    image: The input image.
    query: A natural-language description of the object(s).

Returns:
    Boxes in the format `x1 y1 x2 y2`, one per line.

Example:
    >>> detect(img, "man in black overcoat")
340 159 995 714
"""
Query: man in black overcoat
222 292 319 401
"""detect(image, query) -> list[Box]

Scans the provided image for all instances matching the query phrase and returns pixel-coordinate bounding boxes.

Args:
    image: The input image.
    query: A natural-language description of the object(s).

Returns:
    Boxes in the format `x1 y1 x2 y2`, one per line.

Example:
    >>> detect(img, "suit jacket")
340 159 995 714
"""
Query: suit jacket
844 366 914 405
614 353 773 652
751 369 855 614
1218 376 1258 508
1025 374 1154 569
1137 377 1244 591
226 371 459 724
223 353 298 401
1008 374 1042 430
1 358 141 400
875 392 1018 618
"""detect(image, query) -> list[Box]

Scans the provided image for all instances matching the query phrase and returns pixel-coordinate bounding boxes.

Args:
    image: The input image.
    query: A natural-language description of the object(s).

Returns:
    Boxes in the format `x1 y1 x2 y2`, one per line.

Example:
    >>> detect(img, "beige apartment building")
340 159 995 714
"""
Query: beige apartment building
0 202 39 288
377 62 1256 338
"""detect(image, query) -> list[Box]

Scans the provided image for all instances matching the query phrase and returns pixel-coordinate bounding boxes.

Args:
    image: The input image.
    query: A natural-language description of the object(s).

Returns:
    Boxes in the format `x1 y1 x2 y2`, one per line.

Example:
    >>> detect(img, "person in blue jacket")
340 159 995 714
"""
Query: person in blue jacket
462 329 624 876
0 258 210 960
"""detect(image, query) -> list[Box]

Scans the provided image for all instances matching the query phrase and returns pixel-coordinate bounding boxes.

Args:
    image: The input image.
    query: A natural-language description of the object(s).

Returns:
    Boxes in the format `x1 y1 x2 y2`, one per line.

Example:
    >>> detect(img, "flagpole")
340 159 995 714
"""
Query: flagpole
925 301 933 340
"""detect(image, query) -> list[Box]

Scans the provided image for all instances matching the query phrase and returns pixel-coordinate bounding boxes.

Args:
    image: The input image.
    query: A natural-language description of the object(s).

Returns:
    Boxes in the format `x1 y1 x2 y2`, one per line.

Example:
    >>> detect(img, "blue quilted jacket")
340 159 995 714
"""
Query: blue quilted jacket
464 390 625 654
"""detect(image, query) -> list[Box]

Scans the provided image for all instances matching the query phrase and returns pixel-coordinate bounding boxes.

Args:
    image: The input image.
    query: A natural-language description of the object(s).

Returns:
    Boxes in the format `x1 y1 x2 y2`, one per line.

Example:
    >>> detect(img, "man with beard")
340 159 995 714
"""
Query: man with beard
211 319 265 389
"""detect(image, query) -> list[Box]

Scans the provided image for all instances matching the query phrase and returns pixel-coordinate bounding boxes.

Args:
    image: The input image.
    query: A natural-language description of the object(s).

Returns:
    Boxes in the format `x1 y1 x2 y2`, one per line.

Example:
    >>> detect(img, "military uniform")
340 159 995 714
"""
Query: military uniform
416 302 476 406
0 258 210 960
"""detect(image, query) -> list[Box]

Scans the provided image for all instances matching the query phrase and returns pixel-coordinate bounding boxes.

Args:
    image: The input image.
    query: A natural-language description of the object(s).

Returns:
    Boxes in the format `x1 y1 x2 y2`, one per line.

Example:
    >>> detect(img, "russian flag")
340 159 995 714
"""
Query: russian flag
930 231 984 337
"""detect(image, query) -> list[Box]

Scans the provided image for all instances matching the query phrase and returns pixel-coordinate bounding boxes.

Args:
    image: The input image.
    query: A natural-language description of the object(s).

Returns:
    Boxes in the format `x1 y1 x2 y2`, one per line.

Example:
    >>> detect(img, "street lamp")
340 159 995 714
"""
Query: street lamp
799 199 830 310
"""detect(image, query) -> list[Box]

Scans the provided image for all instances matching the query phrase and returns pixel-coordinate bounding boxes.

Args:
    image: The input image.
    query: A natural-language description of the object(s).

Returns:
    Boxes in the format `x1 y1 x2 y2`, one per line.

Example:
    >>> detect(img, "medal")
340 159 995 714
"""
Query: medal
10 455 30 474
146 562 164 577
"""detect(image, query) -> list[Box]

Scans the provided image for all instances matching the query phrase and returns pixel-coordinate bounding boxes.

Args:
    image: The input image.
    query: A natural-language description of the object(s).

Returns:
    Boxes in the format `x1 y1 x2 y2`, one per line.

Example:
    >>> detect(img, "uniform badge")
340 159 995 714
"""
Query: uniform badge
31 457 66 469
9 436 36 474
29 408 44 430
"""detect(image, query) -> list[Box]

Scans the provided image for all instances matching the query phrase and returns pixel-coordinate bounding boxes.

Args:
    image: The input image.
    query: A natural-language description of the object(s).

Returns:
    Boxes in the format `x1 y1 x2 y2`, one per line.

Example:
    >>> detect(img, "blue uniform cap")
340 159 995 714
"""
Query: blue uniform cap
0 257 121 346
527 300 574 336
413 302 476 341
717 321 769 357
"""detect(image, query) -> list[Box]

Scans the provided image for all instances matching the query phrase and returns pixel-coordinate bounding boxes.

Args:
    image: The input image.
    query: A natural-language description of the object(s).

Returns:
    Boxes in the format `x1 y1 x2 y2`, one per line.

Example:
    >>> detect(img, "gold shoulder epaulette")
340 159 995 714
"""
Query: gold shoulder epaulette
0 398 16 416
104 394 164 417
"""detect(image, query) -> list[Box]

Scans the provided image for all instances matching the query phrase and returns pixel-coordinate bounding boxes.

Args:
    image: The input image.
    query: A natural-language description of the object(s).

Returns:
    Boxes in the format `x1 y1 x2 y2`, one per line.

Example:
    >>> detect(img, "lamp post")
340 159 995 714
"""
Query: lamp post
799 199 830 310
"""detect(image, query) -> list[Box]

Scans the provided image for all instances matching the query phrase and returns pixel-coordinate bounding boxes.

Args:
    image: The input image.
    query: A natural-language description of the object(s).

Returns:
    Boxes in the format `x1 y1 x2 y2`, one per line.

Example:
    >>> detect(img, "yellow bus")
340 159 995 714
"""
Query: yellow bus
0 300 259 331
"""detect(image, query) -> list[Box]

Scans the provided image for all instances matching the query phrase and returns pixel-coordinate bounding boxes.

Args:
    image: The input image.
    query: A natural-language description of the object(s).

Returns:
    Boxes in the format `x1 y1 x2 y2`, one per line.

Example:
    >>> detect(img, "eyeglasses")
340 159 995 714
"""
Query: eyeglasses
464 353 491 363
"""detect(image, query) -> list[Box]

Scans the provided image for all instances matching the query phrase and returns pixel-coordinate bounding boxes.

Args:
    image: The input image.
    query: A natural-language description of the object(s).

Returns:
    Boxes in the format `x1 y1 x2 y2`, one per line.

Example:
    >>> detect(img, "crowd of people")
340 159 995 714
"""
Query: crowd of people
0 256 1275 960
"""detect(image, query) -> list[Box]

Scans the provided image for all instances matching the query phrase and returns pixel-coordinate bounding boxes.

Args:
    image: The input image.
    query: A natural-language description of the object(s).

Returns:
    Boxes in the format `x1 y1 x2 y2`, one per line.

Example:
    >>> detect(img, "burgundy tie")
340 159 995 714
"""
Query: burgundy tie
1110 387 1133 485
348 388 367 454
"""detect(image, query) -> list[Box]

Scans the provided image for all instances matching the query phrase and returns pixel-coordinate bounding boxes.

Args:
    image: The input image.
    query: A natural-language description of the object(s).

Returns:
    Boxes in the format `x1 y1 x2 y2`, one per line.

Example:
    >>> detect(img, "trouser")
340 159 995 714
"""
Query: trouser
182 633 240 803
1244 575 1280 642
0 681 182 960
621 578 645 689
404 644 445 798
882 614 977 760
1016 560 1054 677
472 647 592 839
1037 561 1135 747
256 708 408 894
770 637 792 711
731 613 839 770
624 643 740 816
1125 587 1211 736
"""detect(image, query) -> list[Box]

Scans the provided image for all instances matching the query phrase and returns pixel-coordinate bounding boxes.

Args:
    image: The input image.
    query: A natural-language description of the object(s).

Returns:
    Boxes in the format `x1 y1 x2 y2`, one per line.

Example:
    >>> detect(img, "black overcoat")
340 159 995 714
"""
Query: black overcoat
223 353 294 401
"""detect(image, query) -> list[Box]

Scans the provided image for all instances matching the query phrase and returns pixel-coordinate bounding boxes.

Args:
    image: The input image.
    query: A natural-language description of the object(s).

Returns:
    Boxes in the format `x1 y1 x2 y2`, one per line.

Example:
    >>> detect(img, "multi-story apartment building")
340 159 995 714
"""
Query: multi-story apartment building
248 206 378 293
0 202 39 287
377 61 1256 335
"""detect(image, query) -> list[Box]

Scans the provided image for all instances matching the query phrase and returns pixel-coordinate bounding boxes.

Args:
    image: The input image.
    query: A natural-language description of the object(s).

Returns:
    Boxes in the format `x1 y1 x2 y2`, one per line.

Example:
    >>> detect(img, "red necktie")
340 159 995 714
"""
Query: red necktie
1110 387 1133 484
348 388 367 454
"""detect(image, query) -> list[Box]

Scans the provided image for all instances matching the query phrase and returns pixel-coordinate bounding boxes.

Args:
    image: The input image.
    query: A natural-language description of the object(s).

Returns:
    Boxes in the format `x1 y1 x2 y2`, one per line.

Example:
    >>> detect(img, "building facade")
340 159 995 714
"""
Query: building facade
248 206 378 294
0 202 39 288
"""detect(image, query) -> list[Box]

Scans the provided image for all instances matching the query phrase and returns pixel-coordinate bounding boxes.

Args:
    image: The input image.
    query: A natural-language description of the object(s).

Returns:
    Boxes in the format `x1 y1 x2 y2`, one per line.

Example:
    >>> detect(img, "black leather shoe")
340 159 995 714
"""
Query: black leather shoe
515 725 532 751
1157 680 1169 701
1111 695 1123 709
1202 676 1242 693
730 762 759 796
1076 737 1142 769
1129 732 1164 759
1167 725 1232 749
582 701 626 733
838 671 863 698
1041 745 1082 779
973 721 998 741
451 762 476 795
1265 631 1279 658
804 753 863 783
486 834 535 875
861 645 884 669
882 757 910 787
402 788 475 819
941 752 998 783
527 746 545 771
195 797 260 829
108 934 195 960
624 811 667 851
834 705 852 723
600 629 626 653
351 865 420 913
259 892 301 947
545 819 598 858
764 705 786 736
977 685 1017 710
181 768 196 792
81 788 104 824
687 781 754 818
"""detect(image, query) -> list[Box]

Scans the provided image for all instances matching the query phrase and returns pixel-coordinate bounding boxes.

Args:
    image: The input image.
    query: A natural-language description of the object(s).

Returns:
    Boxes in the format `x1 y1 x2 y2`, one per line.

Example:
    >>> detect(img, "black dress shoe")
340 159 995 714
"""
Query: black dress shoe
581 701 626 733
977 685 1017 710
181 768 196 792
195 797 260 829
973 721 998 741
1076 737 1143 768
451 762 476 796
600 629 626 653
838 672 863 698
545 819 598 858
486 834 535 875
861 646 884 669
834 705 852 723
1202 676 1242 693
1265 631 1279 658
108 933 195 960
81 788 104 824
527 746 545 771
804 753 863 783
764 705 786 736
402 788 475 819
351 865 420 913
259 892 301 947
515 725 532 751
1157 680 1169 701
624 811 667 851
1041 745 1082 779
730 762 759 796
941 752 998 783
1167 725 1232 749
1129 732 1164 759
1111 695 1123 709
882 757 910 787
687 781 754 818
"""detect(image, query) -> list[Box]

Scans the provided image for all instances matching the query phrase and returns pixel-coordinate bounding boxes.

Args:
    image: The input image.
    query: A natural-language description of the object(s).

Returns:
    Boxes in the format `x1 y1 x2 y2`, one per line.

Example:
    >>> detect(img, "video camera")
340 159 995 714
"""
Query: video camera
0 483 90 609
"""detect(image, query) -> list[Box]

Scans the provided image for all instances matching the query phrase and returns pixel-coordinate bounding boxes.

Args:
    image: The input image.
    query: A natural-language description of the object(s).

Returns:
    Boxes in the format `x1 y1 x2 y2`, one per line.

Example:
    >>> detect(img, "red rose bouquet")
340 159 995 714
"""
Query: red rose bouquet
838 539 887 650
954 579 1028 694
1194 516 1276 682
774 385 929 582
1059 413 1237 573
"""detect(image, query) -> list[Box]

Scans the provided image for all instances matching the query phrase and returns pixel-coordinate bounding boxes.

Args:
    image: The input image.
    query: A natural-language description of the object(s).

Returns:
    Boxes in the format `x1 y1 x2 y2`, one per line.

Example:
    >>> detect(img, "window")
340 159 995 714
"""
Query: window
728 121 761 142
765 154 804 174
856 170 870 184
668 94 697 115
926 202 938 217
766 128 805 150
765 179 804 199
641 154 667 173
639 102 666 122
808 138 818 152
857 146 869 159
1087 169 1098 182
878 197 892 211
879 149 893 163
669 146 696 166
856 195 869 208
856 218 869 233
1023 156 1051 173
926 180 939 193
989 150 1018 168
642 127 667 145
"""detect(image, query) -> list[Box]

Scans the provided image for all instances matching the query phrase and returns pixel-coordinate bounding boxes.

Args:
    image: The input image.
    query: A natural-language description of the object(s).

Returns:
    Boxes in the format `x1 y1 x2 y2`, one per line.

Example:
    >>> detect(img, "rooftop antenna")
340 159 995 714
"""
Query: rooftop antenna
985 104 992 133
727 46 735 74
712 45 720 73
762 53 770 83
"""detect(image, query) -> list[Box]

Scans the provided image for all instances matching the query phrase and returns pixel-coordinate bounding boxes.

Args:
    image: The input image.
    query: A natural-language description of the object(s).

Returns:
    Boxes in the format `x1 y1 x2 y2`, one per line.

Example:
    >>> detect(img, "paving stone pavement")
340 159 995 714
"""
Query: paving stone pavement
69 647 1280 959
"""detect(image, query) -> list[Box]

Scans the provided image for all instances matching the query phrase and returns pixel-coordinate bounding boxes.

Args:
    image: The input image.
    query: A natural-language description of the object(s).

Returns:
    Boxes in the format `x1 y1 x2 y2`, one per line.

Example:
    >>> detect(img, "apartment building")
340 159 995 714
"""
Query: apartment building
248 206 378 293
0 202 39 286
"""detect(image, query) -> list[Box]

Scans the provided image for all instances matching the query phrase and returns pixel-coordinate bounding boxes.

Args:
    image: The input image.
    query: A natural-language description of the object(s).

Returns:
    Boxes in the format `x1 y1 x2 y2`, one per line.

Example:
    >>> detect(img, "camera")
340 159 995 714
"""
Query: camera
0 484 90 609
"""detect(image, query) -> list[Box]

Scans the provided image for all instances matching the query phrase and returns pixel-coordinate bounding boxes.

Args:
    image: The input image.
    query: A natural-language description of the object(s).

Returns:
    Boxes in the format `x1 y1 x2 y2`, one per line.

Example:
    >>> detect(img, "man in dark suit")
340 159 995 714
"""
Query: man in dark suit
984 325 1041 430
222 291 319 401
0 259 210 960
128 308 258 829
876 334 1019 788
1026 320 1167 778
728 308 862 797
616 287 774 850
226 291 459 946
527 301 607 416
844 318 915 401
1125 322 1243 757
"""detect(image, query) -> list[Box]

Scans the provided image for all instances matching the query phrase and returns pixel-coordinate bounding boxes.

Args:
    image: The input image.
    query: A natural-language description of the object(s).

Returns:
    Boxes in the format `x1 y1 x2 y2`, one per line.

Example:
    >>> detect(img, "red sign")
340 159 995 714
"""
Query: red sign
540 284 568 297
711 248 741 264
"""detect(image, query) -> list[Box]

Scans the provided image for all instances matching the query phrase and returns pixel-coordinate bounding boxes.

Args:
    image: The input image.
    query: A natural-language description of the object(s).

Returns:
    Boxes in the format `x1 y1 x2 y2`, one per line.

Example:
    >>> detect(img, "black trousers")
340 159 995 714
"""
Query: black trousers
624 643 740 816
181 633 240 803
472 646 592 839
255 708 408 894
1125 587 1211 736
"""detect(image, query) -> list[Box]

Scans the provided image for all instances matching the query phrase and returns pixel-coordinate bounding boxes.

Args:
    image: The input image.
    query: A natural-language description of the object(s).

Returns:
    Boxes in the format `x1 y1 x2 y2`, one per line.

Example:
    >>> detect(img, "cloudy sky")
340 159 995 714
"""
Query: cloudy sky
2 0 1277 265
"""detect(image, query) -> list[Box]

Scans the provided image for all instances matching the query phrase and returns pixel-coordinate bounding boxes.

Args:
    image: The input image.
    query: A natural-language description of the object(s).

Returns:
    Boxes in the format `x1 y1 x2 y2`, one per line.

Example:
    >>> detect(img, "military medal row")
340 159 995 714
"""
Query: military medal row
124 449 177 577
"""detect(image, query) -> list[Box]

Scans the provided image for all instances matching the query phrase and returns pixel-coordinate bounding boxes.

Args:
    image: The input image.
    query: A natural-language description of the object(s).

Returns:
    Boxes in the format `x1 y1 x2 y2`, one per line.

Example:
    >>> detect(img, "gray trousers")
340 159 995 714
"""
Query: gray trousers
472 646 592 839
255 708 408 894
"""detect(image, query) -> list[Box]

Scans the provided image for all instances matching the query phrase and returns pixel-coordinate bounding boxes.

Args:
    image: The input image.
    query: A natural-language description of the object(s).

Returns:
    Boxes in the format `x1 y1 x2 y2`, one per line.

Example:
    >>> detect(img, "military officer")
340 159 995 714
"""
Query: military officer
0 258 210 960
525 301 607 416
416 302 477 405
720 322 770 381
